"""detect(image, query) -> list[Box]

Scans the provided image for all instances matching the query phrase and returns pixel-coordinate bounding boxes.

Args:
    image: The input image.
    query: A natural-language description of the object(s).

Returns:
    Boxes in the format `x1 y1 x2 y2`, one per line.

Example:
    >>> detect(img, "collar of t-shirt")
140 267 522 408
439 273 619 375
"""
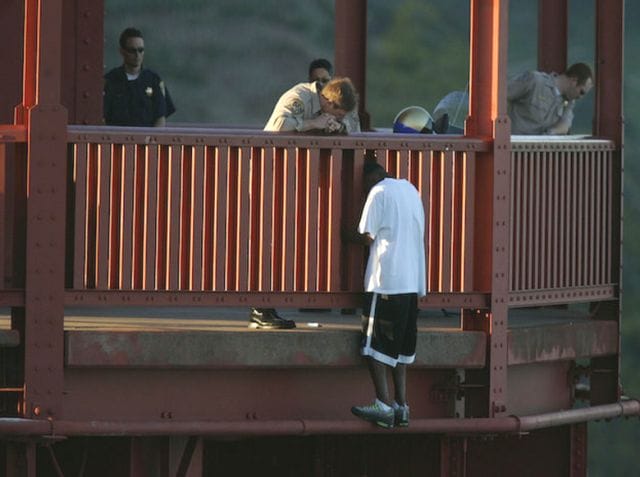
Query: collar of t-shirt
126 72 140 81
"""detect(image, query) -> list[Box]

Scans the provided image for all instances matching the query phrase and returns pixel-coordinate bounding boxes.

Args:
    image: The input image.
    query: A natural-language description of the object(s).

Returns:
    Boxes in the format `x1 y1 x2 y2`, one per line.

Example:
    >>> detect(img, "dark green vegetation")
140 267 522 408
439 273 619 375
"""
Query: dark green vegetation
105 0 639 473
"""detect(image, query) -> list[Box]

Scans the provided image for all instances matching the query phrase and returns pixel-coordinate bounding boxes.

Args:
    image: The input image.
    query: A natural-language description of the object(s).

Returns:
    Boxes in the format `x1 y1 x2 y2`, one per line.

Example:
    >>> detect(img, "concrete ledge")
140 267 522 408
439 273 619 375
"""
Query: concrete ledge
508 320 618 365
60 307 618 370
65 327 487 369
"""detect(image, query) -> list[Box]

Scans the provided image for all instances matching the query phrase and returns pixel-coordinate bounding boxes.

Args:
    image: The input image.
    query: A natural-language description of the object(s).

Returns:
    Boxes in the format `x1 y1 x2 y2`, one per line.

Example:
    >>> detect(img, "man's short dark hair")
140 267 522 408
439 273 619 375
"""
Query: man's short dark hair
565 63 593 86
119 27 143 49
308 58 334 78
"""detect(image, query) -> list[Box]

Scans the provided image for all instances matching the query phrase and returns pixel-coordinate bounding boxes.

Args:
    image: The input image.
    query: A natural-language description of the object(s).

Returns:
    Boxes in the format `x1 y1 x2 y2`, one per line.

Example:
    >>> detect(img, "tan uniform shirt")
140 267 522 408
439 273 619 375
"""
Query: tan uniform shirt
507 70 574 135
264 82 360 133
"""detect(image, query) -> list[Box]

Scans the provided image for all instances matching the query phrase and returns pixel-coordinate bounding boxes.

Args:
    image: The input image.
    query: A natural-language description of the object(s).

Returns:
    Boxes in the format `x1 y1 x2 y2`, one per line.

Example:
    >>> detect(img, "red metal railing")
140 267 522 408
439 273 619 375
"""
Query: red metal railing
509 138 617 306
1 129 619 309
65 126 488 308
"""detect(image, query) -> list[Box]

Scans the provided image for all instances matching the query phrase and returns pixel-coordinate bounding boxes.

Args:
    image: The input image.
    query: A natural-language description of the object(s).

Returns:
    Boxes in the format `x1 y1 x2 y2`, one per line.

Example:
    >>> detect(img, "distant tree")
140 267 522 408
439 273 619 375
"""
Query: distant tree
367 0 469 127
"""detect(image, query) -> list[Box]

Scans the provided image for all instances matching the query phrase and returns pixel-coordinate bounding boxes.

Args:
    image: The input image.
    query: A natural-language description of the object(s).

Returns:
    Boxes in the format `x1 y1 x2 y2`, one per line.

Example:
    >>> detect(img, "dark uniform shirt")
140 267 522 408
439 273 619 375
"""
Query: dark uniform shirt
104 66 176 126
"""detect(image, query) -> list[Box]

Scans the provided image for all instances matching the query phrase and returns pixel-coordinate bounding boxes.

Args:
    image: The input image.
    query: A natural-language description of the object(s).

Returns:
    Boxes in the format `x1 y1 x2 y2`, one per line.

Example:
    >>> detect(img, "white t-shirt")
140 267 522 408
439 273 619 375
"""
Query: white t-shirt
358 177 426 296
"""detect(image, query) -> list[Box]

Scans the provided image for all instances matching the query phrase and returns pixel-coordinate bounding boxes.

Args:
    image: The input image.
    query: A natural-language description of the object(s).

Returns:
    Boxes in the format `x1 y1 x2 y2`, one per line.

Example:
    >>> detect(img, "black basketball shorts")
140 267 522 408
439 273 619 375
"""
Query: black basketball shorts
360 292 418 367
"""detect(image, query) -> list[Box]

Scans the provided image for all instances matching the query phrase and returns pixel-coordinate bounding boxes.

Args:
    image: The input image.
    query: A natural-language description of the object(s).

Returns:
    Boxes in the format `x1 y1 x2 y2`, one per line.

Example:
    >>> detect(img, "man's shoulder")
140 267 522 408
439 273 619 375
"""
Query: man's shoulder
284 82 316 97
383 178 421 199
510 69 544 82
104 66 125 81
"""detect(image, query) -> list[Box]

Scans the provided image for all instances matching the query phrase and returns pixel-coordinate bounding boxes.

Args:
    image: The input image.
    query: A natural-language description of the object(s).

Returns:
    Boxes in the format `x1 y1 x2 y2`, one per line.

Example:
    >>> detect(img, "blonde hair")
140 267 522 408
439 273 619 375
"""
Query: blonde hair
322 77 358 112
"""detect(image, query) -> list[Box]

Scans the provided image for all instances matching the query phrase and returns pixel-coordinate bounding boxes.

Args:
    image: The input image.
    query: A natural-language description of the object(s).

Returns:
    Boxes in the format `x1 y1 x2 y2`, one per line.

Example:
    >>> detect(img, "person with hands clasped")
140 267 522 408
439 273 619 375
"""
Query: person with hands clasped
249 77 360 330
264 77 359 134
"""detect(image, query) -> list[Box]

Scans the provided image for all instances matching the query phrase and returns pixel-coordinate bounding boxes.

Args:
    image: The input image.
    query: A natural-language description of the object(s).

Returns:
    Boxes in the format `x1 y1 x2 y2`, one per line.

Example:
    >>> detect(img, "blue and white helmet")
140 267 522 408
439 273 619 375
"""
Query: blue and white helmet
393 106 434 134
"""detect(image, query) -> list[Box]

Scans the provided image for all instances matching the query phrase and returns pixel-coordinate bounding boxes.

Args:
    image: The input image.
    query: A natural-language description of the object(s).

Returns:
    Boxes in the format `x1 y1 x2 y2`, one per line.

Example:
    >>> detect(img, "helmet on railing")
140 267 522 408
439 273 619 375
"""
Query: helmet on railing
392 106 435 134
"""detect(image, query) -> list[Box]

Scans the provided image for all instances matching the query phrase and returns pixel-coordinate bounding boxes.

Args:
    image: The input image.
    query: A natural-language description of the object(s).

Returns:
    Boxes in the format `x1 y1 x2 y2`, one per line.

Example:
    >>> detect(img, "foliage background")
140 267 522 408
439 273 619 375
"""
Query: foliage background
105 0 639 473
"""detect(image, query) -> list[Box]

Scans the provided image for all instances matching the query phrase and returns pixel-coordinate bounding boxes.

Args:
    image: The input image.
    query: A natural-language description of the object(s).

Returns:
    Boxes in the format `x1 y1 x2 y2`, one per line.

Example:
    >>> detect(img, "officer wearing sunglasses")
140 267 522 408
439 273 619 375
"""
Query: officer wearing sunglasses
104 27 176 127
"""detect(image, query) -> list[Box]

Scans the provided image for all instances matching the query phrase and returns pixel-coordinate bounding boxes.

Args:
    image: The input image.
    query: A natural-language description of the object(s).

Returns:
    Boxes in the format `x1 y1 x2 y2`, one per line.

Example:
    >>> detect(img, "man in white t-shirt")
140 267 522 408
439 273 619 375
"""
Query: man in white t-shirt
343 161 426 428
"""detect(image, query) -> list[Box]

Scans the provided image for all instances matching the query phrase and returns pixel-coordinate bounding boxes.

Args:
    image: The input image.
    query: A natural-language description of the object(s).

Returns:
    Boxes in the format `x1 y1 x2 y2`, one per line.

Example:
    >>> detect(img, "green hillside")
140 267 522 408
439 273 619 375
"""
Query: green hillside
105 0 639 473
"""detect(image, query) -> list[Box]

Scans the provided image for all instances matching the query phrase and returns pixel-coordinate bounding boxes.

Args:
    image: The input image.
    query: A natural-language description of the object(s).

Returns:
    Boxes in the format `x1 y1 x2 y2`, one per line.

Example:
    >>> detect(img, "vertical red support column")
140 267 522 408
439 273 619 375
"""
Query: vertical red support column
335 0 370 129
464 0 511 418
17 0 68 421
61 0 104 124
569 423 588 477
0 2 23 124
537 0 568 73
594 0 624 145
592 0 624 404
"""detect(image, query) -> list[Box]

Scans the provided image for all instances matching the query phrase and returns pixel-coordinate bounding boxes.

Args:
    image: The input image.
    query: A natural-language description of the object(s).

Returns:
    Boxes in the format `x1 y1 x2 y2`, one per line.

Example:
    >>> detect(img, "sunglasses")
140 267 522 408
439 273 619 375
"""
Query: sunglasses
124 47 145 54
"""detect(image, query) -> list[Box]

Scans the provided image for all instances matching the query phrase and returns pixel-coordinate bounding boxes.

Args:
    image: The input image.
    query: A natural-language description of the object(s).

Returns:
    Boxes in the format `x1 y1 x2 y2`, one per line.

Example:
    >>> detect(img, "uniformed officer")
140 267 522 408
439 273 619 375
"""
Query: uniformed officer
507 63 593 135
307 59 361 134
104 27 176 127
251 76 360 330
264 77 359 134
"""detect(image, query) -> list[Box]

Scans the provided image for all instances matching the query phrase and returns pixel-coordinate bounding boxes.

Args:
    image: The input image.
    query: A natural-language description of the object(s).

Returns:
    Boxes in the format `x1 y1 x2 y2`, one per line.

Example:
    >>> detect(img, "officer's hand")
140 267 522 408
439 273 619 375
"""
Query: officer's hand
324 117 343 133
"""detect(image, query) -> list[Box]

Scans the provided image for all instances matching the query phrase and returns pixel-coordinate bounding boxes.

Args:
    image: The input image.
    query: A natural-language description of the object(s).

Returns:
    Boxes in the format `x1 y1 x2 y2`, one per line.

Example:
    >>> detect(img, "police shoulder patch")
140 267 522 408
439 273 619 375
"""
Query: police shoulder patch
159 81 166 97
288 99 304 115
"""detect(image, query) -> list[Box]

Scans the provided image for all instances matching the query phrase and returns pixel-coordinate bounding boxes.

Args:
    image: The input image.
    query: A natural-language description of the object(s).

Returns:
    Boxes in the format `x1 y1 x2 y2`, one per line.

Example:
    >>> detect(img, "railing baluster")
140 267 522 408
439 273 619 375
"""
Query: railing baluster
510 150 519 291
316 148 331 292
121 144 135 290
238 147 251 292
594 150 603 285
144 145 158 290
132 146 145 289
73 143 88 289
605 152 612 284
441 149 454 292
283 147 297 291
178 146 193 290
586 150 595 286
327 148 343 292
168 145 181 290
306 148 320 292
97 144 111 289
215 146 229 291
260 146 275 292
463 151 475 292
192 145 205 291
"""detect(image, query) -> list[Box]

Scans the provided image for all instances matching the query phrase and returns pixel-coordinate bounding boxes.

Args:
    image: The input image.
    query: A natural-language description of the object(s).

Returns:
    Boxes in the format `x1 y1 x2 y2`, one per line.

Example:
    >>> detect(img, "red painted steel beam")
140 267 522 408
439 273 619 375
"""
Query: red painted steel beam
20 0 68 420
0 2 23 124
61 0 104 125
569 423 587 477
1 399 638 437
335 0 370 129
594 0 624 144
0 125 27 143
537 0 568 74
66 125 492 151
592 0 624 405
465 0 511 418
64 290 489 309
